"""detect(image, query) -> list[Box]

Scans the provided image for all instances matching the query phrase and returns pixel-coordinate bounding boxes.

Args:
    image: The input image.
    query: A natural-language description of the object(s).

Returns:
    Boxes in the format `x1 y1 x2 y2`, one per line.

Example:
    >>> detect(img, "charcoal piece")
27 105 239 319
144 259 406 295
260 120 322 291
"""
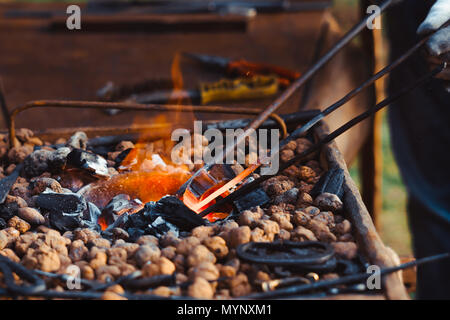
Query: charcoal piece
104 212 130 232
82 202 102 226
148 216 179 238
101 194 143 226
0 202 20 221
0 163 23 204
114 148 134 168
0 217 6 230
66 149 110 179
35 192 87 215
126 211 147 229
233 188 270 213
310 166 345 199
127 228 146 242
50 147 71 169
49 211 82 232
67 131 88 150
149 195 207 231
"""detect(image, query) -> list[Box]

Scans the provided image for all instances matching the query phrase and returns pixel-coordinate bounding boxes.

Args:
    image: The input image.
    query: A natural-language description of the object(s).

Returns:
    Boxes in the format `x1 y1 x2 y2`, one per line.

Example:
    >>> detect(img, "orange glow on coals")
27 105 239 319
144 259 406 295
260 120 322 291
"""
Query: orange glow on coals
83 170 191 209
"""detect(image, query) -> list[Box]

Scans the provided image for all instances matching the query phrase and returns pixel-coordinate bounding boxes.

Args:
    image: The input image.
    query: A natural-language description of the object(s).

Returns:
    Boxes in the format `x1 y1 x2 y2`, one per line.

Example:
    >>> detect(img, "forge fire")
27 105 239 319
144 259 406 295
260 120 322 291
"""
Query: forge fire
0 127 363 299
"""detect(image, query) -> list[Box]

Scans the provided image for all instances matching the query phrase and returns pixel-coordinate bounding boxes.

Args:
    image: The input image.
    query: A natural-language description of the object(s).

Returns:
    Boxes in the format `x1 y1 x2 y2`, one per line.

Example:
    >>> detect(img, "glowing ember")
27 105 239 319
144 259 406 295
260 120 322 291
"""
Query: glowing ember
183 163 259 213
81 170 191 209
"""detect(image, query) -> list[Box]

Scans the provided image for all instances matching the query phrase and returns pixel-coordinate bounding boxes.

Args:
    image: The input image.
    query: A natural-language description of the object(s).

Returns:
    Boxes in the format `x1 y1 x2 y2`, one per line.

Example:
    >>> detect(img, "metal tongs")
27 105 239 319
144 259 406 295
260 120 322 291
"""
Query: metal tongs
237 240 337 272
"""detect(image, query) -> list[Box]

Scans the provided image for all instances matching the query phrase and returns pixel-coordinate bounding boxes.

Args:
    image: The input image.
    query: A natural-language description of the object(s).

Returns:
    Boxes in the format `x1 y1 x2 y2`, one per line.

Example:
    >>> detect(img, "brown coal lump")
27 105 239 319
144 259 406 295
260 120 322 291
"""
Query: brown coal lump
315 192 344 212
262 175 295 196
8 216 31 234
188 261 219 281
134 244 161 266
186 245 216 267
17 207 45 225
30 177 63 195
332 242 358 260
188 277 214 299
202 236 229 259
228 226 251 248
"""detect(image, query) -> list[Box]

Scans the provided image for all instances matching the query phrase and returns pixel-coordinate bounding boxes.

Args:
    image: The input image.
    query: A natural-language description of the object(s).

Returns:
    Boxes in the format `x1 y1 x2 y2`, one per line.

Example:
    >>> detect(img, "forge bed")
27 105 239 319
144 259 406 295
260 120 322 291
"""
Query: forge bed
0 119 408 300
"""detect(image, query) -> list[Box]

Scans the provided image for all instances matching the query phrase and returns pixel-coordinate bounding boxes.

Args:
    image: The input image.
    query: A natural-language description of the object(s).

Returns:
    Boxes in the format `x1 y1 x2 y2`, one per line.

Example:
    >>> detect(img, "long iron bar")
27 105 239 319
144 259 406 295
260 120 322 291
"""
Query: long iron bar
280 34 431 147
7 100 287 148
199 63 445 217
222 0 393 158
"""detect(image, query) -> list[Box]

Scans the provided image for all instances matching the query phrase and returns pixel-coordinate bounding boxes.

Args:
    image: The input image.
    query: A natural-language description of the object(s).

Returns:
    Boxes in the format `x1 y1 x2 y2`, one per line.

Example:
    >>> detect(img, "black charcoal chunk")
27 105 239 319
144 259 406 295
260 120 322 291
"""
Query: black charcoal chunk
66 149 110 179
49 211 82 232
0 202 19 221
0 217 6 230
23 148 70 177
82 202 102 227
101 194 143 226
149 195 207 231
148 216 179 238
126 211 147 229
35 192 87 215
127 228 146 242
233 187 270 213
310 166 345 199
114 148 133 168
104 212 130 232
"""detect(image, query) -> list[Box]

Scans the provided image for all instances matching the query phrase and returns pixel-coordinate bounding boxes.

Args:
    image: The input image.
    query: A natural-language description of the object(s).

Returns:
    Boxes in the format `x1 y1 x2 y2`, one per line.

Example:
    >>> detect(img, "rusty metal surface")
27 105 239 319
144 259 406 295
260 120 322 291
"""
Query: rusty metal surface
0 2 323 132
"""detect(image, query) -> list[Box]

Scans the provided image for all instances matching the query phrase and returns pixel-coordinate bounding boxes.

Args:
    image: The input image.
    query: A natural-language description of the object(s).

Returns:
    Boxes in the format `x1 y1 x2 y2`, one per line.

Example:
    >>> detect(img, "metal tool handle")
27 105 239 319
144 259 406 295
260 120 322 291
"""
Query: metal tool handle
199 75 279 104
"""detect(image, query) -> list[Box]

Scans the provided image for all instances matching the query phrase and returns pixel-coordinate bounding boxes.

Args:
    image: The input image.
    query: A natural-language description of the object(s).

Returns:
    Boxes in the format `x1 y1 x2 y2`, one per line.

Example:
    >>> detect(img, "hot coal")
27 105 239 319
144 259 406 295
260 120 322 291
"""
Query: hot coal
147 196 207 231
233 187 270 213
100 194 143 226
66 149 110 179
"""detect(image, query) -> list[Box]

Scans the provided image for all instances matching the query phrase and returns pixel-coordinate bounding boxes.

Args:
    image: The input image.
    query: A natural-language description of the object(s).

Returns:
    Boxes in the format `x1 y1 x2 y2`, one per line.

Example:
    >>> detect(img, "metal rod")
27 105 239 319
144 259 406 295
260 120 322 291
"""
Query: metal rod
199 63 444 217
280 34 430 147
0 80 10 129
201 0 393 175
235 0 393 143
7 100 287 148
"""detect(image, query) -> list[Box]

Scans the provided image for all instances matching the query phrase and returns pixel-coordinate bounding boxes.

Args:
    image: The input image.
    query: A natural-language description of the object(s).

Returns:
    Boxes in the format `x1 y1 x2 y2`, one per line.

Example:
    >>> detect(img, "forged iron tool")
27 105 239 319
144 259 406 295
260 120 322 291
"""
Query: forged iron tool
236 240 337 272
